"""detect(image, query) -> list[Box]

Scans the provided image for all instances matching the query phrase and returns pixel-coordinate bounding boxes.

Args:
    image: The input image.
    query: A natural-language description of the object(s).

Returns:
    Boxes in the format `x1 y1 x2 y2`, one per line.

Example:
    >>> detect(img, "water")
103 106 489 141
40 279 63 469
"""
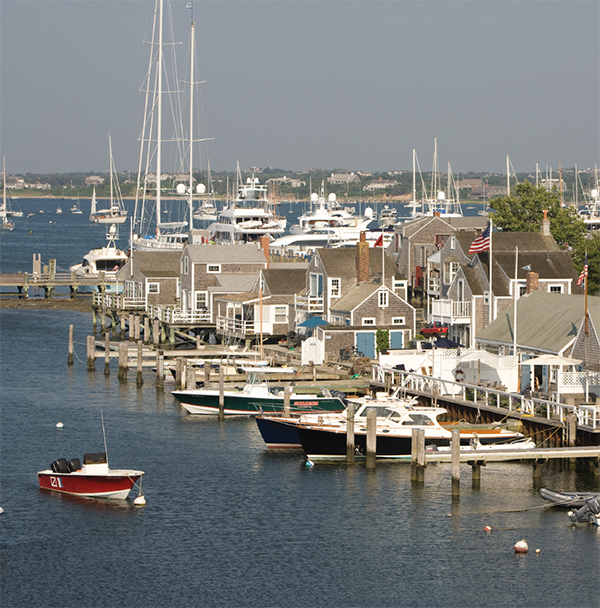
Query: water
1 201 599 607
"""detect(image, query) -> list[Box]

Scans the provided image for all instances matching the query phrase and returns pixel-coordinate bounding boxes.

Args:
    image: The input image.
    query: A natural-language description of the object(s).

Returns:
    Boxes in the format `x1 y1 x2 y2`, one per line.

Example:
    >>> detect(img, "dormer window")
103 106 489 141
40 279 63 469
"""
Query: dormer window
207 264 221 274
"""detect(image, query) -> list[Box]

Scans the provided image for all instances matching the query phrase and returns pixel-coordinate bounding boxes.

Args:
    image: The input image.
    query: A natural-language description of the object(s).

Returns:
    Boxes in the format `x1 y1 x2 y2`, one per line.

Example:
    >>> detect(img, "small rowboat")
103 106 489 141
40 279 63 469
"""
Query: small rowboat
539 488 600 508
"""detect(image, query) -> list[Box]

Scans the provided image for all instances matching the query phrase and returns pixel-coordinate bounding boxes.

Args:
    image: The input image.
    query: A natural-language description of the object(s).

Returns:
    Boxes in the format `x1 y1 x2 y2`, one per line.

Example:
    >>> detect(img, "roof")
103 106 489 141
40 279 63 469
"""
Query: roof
261 268 306 295
207 274 258 293
400 215 453 239
316 248 400 279
185 243 268 265
476 292 598 354
489 232 560 253
130 251 181 277
492 251 579 282
330 283 383 313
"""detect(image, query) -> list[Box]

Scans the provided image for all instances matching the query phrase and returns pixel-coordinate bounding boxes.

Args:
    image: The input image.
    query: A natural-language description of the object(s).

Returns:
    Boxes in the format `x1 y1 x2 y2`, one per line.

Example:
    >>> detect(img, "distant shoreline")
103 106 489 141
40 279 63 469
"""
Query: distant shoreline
0 298 93 312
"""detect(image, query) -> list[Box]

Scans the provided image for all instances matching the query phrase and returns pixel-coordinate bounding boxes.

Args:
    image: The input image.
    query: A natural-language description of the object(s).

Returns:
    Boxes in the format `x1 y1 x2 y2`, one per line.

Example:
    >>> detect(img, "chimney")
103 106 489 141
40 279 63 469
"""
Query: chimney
541 209 551 236
433 210 441 218
260 234 270 268
356 231 369 284
526 271 539 294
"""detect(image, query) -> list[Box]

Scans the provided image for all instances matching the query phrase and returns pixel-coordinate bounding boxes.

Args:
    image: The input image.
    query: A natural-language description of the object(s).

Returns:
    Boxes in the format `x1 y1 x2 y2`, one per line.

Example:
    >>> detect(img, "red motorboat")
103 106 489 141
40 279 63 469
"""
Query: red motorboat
421 322 448 337
38 452 144 500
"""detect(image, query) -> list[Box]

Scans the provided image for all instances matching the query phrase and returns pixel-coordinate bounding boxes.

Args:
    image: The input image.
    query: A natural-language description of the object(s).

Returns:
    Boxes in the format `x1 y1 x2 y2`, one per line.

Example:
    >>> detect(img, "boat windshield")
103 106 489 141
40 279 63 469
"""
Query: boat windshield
401 413 436 426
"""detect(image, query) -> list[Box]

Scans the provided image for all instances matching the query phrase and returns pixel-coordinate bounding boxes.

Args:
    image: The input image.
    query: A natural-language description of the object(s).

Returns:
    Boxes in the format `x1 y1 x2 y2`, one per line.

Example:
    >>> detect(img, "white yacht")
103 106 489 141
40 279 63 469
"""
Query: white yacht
378 205 398 228
207 174 286 244
70 224 128 279
290 182 373 235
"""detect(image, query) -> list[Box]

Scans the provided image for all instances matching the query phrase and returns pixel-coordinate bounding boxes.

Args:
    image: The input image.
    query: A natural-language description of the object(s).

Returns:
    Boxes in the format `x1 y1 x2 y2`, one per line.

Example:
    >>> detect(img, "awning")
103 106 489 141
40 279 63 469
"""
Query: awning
520 354 582 367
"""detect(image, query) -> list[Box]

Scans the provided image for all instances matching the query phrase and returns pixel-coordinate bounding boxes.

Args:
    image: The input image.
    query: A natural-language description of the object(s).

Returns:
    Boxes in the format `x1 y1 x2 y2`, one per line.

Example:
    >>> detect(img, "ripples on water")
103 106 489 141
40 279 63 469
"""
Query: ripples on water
1 203 599 607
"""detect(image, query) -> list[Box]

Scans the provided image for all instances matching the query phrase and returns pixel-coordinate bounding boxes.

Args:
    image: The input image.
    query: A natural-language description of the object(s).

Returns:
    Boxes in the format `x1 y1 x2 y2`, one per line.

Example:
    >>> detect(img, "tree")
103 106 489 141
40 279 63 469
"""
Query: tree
572 233 600 296
489 181 587 250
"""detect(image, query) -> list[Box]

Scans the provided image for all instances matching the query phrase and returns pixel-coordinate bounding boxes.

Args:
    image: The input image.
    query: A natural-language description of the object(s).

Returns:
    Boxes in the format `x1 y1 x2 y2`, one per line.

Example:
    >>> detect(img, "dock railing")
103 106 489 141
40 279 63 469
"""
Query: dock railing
374 365 599 430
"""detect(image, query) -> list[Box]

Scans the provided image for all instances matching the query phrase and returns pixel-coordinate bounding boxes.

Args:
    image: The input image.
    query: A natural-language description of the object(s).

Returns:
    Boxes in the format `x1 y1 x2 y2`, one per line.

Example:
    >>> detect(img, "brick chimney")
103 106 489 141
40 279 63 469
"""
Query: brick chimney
541 209 551 236
260 234 270 268
356 231 369 284
526 271 539 294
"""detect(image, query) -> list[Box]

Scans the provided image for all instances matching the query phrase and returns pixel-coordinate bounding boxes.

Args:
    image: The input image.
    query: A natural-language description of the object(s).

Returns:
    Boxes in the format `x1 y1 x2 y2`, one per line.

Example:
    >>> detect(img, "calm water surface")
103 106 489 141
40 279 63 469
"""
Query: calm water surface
1 200 599 607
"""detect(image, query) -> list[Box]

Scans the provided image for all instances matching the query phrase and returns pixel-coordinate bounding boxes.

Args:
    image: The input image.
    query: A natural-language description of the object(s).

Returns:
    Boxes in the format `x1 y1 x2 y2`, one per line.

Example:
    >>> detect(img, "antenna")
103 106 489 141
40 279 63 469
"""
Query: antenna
101 409 109 463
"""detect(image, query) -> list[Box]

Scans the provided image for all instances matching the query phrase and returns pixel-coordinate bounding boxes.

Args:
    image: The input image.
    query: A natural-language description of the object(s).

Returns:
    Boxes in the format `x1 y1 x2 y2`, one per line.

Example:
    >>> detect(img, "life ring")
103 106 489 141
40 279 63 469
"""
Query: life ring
454 368 465 382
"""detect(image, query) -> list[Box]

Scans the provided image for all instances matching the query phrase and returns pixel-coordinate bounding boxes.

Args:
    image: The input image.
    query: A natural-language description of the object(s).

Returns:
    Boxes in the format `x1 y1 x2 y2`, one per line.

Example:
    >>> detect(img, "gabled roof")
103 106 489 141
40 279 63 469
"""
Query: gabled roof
207 274 258 293
489 232 560 252
476 292 596 354
261 268 306 295
493 251 579 282
331 283 388 313
454 231 476 254
316 248 400 279
185 243 268 265
400 215 453 239
129 251 181 277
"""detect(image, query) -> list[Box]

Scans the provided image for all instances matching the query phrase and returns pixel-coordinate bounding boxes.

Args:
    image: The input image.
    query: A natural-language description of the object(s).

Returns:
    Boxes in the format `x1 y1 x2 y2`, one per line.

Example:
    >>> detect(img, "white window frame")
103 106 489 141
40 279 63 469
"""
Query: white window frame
378 289 389 308
195 290 208 311
443 262 459 285
207 264 221 274
274 305 288 324
548 284 563 294
393 279 406 292
483 291 490 305
362 317 376 326
147 282 160 295
392 317 405 325
184 256 189 275
329 277 341 298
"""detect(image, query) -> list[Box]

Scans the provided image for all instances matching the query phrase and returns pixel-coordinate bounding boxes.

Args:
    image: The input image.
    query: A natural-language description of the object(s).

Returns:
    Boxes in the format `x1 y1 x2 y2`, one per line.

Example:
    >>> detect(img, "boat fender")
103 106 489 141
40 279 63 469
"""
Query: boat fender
134 495 146 506
454 369 465 382
514 539 528 553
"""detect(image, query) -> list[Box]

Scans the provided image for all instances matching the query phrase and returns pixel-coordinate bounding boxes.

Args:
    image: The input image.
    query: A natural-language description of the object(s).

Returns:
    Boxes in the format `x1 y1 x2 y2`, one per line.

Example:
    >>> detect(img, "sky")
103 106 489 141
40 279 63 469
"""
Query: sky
1 0 598 175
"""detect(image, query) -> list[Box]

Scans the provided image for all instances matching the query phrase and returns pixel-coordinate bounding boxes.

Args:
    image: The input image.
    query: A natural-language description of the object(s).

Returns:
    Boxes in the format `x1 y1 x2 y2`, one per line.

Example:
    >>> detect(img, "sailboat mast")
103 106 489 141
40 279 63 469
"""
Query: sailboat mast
109 134 114 213
506 155 510 197
188 12 195 233
412 149 416 208
156 0 164 237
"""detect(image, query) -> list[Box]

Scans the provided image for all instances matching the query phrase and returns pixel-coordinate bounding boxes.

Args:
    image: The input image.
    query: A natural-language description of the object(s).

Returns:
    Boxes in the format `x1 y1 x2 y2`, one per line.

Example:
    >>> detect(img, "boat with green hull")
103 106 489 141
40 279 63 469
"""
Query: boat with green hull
172 367 348 416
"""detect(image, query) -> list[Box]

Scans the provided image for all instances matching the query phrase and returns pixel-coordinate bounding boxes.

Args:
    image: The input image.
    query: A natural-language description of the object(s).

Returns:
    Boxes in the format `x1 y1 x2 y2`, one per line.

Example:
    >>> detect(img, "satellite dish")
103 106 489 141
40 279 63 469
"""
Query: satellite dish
310 193 319 203
176 183 187 195
196 183 206 194
437 190 446 201
328 193 337 202
364 207 373 218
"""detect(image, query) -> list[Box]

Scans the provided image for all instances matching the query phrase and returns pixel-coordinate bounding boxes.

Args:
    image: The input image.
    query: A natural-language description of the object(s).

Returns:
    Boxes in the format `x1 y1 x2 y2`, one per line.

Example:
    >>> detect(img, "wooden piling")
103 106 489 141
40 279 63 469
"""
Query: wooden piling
118 342 128 382
143 317 150 344
175 358 183 390
470 461 483 487
451 428 460 495
68 325 74 365
411 428 418 480
283 385 292 417
366 409 377 469
129 313 134 341
186 366 196 391
218 366 225 421
346 402 355 463
416 429 425 482
153 319 160 345
204 362 211 387
134 315 141 341
156 349 164 389
532 458 545 480
136 341 143 387
104 331 110 375
120 315 126 337
86 335 95 371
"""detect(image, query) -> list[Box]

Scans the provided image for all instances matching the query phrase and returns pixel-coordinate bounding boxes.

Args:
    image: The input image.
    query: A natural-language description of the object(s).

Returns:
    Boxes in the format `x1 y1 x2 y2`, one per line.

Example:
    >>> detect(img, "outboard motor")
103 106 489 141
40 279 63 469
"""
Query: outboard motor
568 497 600 524
50 458 69 474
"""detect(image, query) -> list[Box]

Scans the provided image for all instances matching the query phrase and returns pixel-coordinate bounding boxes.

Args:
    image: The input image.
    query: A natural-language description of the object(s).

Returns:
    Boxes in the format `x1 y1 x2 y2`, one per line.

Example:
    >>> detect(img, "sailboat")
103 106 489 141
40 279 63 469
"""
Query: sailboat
132 0 206 251
89 134 128 224
71 198 82 214
1 154 15 231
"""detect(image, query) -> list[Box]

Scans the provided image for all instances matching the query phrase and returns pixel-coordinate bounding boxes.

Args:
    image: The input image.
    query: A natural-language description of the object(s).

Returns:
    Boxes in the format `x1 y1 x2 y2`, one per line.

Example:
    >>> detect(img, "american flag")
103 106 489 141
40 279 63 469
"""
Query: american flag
577 253 588 287
469 222 491 253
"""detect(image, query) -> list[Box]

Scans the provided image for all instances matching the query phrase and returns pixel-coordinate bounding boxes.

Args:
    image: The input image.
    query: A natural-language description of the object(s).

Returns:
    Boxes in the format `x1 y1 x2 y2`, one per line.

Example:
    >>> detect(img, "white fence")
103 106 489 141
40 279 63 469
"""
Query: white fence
373 365 599 430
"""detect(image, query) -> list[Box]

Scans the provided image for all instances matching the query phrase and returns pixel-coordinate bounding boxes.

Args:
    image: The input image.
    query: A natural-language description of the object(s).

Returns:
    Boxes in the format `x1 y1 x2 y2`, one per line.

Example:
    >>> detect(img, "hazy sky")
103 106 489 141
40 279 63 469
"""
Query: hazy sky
1 0 598 175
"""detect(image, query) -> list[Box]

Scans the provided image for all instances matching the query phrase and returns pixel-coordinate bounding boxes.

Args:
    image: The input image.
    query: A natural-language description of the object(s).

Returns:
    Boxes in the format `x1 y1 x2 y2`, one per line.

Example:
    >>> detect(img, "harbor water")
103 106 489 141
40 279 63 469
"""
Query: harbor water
1 199 599 607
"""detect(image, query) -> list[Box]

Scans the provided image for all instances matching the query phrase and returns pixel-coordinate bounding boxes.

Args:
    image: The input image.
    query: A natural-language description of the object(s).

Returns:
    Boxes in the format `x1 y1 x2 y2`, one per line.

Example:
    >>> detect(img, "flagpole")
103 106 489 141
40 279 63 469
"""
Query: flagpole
513 246 518 355
488 217 493 324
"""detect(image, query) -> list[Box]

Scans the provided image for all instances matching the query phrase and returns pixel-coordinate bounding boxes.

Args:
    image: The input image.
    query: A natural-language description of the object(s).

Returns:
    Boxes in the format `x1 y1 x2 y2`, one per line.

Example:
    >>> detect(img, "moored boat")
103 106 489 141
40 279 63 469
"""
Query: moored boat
37 452 144 500
172 367 347 416
539 488 600 508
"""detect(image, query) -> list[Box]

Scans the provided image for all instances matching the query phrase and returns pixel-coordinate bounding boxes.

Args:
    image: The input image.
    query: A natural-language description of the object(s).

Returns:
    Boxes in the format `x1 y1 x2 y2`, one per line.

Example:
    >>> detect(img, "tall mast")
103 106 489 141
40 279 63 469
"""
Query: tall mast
156 0 164 236
412 148 416 208
506 155 510 197
188 8 195 232
109 134 114 212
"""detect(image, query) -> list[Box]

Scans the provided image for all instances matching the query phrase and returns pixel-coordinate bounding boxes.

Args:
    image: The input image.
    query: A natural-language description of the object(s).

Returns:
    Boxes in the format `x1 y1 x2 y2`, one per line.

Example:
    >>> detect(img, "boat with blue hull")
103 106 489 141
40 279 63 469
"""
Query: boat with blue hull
171 367 347 416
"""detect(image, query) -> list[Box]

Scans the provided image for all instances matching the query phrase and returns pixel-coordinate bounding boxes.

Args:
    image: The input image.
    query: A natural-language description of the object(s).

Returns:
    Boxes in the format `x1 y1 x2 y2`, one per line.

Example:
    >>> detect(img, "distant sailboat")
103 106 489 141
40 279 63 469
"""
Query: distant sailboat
1 153 15 231
89 134 128 224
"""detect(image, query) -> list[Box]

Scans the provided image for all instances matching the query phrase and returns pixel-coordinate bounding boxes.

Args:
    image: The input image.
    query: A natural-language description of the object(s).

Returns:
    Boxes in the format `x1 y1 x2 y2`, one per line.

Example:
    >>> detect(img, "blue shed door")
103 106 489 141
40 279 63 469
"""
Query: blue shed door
389 330 404 349
356 332 375 359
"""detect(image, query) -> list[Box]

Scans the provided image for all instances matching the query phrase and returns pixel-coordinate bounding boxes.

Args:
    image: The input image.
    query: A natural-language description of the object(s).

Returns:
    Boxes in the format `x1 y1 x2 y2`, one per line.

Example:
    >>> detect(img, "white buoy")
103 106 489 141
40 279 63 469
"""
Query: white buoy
133 495 146 506
514 539 528 553
305 460 314 467
484 526 492 532
56 422 64 428
0 507 4 515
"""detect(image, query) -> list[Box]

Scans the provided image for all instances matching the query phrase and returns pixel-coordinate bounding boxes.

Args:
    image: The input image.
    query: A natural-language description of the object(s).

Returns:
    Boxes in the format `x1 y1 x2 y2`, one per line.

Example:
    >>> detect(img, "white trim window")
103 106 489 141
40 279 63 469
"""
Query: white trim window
184 256 189 275
195 291 208 311
274 305 288 324
329 277 341 298
147 282 160 294
207 264 221 274
549 284 563 293
392 317 405 325
378 289 388 308
362 317 376 326
443 262 459 285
